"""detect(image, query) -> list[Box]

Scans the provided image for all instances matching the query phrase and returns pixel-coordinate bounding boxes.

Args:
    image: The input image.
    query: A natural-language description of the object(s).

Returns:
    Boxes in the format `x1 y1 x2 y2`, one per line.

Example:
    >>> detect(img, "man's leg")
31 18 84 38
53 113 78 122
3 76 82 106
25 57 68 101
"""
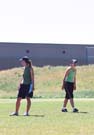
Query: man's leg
15 97 22 113
25 97 31 115
62 98 68 112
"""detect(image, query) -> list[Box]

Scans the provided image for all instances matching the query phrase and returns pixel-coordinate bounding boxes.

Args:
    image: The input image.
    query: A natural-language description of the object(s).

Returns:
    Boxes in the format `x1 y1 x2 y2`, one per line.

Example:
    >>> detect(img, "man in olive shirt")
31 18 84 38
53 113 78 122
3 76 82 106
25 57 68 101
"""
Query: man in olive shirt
62 59 78 113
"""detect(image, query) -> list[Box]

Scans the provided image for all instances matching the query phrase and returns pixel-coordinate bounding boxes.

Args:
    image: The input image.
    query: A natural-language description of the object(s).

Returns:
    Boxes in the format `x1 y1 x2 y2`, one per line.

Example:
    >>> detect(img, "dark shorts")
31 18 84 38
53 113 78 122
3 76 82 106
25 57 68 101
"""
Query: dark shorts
64 82 74 99
17 84 33 99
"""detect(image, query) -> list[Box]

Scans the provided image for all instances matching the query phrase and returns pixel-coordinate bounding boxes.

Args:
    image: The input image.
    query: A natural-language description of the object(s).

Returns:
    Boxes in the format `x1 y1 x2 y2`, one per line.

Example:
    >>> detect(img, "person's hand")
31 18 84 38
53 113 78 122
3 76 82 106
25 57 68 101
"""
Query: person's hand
28 84 33 93
73 85 76 90
62 84 64 90
18 84 21 91
32 86 35 91
62 81 65 90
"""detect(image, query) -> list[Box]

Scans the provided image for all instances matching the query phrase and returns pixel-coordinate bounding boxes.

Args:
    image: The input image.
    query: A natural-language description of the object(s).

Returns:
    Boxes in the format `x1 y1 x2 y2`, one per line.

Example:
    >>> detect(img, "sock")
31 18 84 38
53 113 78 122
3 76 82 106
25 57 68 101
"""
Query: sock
63 107 66 110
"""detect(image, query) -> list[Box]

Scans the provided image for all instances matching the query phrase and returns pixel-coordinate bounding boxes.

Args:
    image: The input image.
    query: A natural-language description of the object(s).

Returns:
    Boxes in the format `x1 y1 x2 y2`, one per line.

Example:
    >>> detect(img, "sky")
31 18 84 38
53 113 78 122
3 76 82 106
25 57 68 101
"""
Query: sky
0 0 94 44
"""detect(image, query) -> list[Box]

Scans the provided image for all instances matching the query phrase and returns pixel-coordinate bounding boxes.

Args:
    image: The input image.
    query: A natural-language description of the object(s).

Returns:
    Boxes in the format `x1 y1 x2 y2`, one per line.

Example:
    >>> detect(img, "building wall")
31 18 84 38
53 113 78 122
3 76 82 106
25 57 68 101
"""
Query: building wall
0 42 93 69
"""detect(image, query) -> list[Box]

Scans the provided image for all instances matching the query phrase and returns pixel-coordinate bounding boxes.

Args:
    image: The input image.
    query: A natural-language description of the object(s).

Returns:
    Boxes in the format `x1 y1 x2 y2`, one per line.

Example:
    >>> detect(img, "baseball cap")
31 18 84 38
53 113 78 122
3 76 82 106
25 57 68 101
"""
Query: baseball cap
19 56 29 62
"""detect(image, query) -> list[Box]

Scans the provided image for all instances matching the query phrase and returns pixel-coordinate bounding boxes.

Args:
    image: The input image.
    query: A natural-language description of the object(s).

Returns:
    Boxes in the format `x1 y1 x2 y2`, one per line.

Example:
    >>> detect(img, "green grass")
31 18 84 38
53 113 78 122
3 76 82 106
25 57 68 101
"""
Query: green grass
0 65 94 98
0 99 94 135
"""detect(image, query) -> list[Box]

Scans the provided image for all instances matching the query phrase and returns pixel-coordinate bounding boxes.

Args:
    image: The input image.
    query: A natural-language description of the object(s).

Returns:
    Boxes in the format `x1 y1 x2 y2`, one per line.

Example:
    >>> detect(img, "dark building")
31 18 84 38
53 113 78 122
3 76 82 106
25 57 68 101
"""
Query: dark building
0 42 94 69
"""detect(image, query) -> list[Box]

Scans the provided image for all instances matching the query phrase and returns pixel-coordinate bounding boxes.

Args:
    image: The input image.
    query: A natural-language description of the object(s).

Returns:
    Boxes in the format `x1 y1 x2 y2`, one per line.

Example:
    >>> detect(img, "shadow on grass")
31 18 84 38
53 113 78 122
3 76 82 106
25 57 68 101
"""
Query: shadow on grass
10 114 45 117
20 114 45 117
78 112 88 114
30 114 45 117
71 112 88 114
66 111 88 114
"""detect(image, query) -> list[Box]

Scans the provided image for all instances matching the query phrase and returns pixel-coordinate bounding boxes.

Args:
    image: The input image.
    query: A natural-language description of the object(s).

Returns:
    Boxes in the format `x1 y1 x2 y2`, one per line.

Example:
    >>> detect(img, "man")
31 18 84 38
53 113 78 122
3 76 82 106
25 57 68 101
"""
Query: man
62 59 79 112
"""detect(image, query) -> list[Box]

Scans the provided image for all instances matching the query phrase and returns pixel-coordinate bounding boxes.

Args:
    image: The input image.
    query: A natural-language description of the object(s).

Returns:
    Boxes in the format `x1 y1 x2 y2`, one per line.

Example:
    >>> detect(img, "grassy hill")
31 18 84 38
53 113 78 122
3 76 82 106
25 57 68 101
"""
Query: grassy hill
0 65 94 98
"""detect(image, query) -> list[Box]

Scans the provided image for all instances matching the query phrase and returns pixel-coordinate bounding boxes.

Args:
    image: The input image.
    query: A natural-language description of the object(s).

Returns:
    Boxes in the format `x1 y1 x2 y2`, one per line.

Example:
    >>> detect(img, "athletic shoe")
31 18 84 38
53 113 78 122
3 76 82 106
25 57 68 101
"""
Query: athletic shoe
23 112 30 116
61 108 68 112
73 108 79 113
10 112 18 116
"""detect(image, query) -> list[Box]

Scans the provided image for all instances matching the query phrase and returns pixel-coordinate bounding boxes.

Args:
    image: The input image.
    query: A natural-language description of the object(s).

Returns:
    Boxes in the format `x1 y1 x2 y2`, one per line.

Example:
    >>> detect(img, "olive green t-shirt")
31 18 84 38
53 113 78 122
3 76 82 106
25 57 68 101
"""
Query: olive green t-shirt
23 66 32 84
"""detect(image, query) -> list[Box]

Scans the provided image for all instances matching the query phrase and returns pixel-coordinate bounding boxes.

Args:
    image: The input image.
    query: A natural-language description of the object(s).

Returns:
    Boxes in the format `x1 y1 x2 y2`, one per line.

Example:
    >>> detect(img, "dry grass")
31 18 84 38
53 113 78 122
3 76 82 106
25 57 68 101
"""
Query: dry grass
0 65 94 98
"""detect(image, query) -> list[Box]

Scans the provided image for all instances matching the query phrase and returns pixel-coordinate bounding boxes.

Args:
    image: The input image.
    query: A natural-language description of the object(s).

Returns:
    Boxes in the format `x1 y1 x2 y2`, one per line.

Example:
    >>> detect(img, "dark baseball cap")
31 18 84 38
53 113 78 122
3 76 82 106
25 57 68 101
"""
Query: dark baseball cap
19 56 29 61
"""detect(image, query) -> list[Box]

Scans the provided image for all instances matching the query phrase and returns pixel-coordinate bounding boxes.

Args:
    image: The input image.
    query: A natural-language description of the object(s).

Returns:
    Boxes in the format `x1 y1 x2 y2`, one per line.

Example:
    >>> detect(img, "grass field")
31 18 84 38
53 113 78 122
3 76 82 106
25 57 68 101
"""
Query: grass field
0 99 94 135
0 65 94 98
